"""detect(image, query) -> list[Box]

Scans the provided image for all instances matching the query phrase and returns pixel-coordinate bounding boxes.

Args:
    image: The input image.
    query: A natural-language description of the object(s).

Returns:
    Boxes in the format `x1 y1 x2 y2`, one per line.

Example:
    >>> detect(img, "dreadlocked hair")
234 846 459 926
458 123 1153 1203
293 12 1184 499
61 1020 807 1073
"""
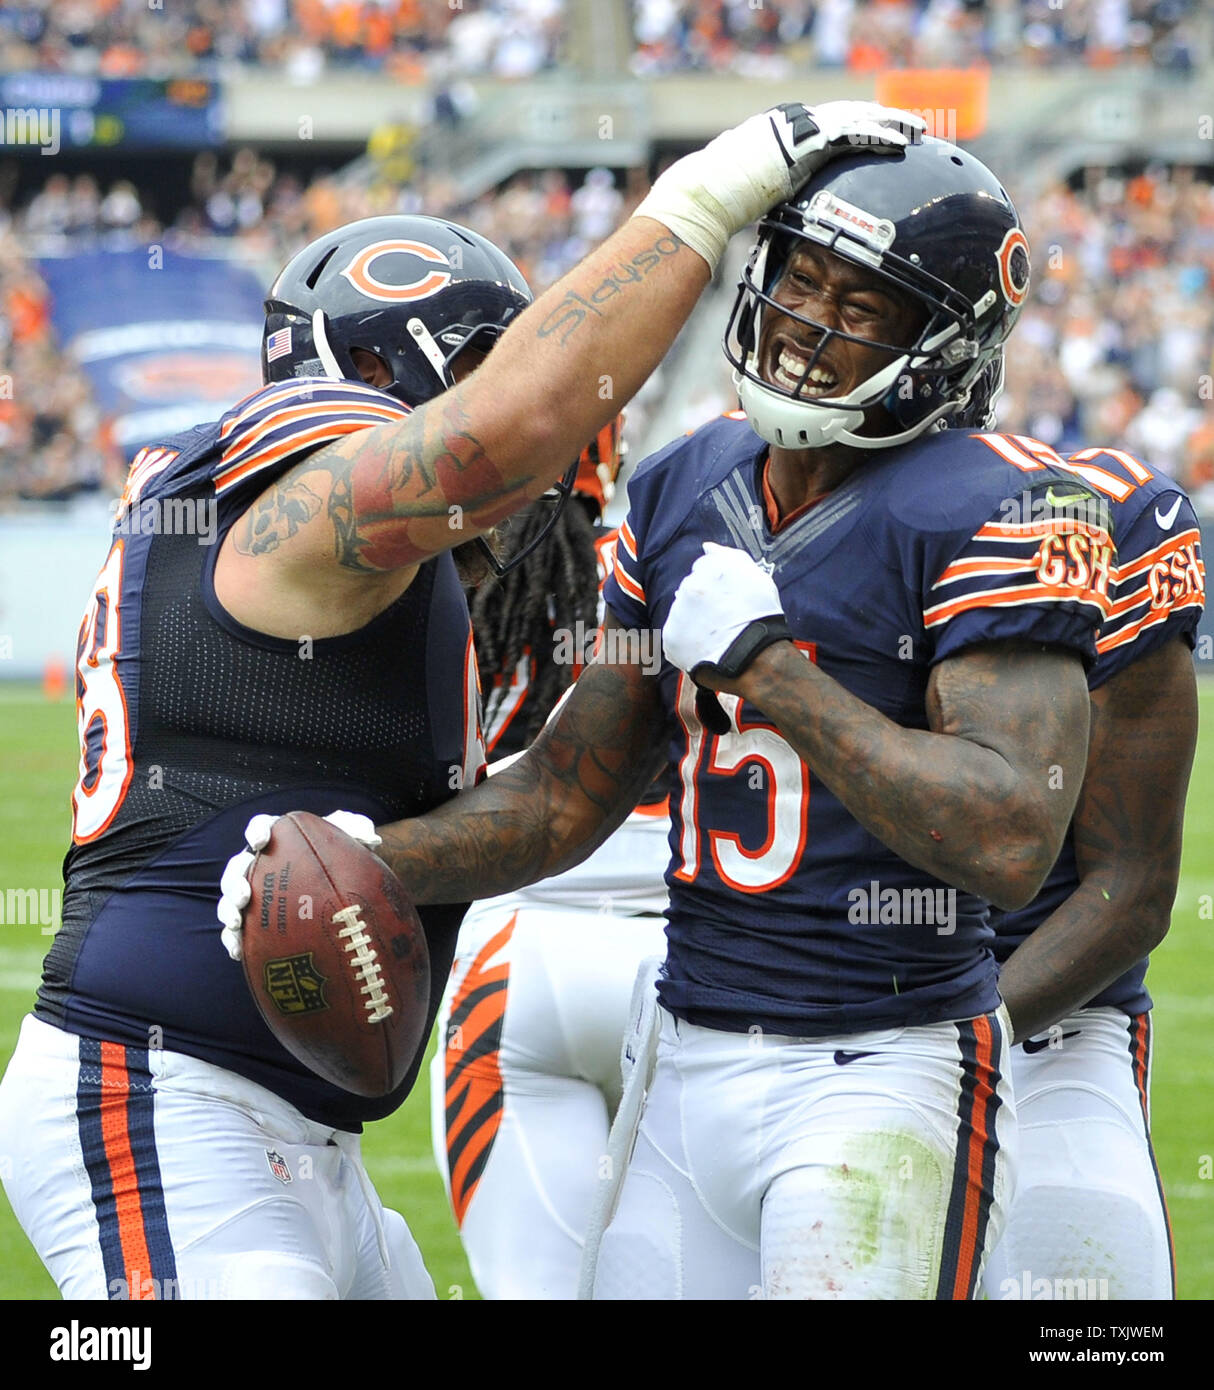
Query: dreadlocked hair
469 496 601 747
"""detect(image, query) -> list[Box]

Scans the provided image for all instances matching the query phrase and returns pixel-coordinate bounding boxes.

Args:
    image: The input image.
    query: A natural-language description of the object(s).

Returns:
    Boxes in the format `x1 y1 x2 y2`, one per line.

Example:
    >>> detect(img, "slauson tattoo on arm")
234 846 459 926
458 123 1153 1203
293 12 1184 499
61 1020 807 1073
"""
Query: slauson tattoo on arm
536 233 684 346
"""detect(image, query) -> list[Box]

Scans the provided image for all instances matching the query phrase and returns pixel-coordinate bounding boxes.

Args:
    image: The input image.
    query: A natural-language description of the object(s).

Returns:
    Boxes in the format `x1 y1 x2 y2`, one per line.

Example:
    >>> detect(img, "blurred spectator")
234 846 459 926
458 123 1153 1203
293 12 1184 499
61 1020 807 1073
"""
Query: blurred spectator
571 167 623 244
998 164 1214 494
1 0 1206 76
0 228 116 502
629 0 1206 72
0 1 566 79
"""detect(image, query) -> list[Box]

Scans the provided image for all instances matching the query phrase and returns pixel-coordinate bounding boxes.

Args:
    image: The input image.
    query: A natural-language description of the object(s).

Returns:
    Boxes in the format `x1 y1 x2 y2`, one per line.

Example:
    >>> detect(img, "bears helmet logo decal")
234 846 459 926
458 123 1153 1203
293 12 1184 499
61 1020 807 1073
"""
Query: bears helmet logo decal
340 239 453 303
995 228 1031 309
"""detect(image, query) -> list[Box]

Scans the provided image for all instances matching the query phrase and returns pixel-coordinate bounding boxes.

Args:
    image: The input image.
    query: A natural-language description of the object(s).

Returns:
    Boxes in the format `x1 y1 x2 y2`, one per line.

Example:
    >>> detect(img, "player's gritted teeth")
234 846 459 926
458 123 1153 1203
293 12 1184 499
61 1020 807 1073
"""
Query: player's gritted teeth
766 335 842 397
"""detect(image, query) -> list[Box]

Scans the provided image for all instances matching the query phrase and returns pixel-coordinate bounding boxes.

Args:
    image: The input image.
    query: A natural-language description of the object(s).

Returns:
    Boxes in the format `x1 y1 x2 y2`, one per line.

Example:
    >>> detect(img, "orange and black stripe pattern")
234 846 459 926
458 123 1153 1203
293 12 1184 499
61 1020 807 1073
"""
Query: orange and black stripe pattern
936 1012 1004 1300
1128 1013 1177 1296
76 1038 177 1300
443 916 517 1226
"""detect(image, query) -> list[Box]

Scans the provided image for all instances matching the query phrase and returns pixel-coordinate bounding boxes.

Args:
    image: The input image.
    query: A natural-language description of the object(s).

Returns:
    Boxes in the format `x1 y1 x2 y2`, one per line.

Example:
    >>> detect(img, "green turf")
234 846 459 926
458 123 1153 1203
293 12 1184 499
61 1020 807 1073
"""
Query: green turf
0 681 1210 1299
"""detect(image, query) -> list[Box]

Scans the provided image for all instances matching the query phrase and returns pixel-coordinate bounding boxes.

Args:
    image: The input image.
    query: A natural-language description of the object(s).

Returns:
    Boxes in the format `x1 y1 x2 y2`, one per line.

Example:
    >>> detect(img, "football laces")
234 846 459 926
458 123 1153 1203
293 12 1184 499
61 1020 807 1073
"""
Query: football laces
333 905 394 1024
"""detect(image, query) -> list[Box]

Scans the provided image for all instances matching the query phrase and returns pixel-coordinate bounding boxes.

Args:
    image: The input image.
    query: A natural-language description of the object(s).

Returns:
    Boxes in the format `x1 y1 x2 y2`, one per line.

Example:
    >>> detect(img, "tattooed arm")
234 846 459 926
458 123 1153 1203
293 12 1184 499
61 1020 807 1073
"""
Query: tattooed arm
215 221 704 636
995 638 1197 1040
377 614 669 903
713 639 1091 911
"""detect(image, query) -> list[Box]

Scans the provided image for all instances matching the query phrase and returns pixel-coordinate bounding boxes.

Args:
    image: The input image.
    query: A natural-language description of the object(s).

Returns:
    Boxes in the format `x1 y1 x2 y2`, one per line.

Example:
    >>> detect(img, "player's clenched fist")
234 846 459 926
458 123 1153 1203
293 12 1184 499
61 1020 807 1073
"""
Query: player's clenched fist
662 542 792 684
634 101 926 272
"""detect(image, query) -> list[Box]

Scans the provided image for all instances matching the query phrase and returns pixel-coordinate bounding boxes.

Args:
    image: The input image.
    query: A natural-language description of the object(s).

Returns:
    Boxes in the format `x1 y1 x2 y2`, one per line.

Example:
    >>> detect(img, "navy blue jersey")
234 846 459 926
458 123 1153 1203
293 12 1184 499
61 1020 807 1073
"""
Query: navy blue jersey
603 415 1114 1037
39 379 485 1130
989 440 1204 1015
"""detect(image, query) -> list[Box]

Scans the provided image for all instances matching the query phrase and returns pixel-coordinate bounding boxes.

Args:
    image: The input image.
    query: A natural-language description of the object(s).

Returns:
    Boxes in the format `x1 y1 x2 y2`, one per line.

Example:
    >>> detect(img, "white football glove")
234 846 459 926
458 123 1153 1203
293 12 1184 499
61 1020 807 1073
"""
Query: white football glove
634 101 926 273
217 810 382 962
663 542 789 677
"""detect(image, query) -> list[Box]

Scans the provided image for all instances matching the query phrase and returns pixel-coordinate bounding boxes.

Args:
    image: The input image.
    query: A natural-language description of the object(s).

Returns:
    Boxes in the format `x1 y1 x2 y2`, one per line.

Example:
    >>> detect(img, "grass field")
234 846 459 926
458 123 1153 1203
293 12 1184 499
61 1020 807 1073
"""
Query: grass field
0 680 1210 1300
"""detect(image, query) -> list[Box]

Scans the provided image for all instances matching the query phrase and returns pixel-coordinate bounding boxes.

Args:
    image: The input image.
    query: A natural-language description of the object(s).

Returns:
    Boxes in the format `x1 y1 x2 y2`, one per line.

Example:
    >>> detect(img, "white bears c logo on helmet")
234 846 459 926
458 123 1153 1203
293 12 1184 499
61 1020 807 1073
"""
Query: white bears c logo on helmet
995 228 1031 309
340 240 453 303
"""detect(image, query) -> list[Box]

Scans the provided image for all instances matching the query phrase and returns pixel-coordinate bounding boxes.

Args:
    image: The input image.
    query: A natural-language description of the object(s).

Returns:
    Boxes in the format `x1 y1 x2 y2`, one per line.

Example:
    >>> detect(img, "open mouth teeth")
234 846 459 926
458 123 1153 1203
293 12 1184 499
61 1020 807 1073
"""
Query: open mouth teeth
773 346 838 395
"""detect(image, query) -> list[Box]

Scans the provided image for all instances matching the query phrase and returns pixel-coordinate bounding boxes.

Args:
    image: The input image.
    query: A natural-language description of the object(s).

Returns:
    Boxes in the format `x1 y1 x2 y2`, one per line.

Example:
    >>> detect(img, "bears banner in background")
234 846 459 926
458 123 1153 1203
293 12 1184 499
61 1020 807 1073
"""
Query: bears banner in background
38 248 265 456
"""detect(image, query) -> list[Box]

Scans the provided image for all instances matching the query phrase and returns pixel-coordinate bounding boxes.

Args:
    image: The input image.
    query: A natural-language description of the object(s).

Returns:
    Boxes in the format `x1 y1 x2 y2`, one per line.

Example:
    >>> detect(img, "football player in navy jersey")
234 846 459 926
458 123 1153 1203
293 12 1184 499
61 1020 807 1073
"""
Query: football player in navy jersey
980 452 1203 1301
0 100 925 1300
365 137 1127 1299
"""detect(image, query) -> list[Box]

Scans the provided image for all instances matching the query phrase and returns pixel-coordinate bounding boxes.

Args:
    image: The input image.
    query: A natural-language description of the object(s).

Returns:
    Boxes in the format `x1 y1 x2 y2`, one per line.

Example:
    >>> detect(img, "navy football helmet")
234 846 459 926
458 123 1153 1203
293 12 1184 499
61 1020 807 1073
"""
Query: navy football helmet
723 137 1031 450
262 214 533 406
262 214 580 577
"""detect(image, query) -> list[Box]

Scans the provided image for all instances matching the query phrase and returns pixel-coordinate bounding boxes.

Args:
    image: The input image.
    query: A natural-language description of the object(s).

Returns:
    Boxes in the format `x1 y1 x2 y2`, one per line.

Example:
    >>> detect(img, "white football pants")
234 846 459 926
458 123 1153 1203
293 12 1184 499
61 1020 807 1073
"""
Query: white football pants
0 1014 434 1300
982 1007 1174 1301
431 903 668 1300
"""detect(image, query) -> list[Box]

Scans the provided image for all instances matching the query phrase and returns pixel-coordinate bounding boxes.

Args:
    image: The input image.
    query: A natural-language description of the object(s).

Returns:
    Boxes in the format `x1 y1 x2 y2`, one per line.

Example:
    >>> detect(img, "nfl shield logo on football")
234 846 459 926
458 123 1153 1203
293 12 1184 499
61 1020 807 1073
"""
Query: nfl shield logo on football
266 1148 292 1184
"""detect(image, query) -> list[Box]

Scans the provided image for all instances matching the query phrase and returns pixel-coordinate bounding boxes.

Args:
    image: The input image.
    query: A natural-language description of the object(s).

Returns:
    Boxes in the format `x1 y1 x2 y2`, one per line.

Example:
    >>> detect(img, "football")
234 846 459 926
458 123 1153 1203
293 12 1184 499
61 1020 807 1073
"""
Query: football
241 811 430 1097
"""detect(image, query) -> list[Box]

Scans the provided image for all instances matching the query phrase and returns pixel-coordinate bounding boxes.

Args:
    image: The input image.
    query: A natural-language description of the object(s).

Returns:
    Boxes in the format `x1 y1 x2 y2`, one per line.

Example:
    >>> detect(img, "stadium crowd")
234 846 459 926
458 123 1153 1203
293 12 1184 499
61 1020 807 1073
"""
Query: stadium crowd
630 0 1205 74
0 0 567 80
0 1 1204 78
0 224 111 502
0 148 635 502
2 151 1213 510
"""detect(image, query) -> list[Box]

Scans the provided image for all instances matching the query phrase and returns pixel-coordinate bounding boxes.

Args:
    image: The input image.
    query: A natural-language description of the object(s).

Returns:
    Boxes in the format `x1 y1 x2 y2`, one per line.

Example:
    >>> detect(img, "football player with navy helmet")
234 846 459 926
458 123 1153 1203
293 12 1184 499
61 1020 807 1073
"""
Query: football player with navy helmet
370 137 1125 1299
722 136 1028 451
261 216 532 398
3 97 918 1300
978 452 1202 1300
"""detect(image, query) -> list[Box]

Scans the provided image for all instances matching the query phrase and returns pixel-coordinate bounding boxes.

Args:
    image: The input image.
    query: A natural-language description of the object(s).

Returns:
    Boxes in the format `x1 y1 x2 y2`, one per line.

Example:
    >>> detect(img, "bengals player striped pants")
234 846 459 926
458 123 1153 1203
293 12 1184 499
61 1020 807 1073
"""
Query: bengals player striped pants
591 1003 1017 1300
430 904 668 1300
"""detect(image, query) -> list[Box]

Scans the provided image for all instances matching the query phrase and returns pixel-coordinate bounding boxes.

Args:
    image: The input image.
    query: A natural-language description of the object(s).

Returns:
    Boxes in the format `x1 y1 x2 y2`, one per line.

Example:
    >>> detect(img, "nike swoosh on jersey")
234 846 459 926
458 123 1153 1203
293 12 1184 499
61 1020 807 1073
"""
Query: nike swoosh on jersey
1021 1030 1081 1055
833 1049 878 1065
1155 497 1183 530
1044 487 1095 509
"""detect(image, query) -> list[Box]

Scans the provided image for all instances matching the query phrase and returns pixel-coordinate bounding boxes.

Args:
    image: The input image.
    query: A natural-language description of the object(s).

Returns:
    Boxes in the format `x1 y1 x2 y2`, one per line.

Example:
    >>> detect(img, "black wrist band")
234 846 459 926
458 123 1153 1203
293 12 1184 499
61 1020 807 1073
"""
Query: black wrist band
691 615 792 737
692 614 792 682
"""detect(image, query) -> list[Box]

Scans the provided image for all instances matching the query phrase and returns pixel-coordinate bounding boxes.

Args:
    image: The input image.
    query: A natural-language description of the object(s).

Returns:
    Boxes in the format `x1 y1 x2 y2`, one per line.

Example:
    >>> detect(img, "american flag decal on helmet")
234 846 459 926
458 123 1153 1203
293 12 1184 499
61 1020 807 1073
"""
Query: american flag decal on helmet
265 328 293 362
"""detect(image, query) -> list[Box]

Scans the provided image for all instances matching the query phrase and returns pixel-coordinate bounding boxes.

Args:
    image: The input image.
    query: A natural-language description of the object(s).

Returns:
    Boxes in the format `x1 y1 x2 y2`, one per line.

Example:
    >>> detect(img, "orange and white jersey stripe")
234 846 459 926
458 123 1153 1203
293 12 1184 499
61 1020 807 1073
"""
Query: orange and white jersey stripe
926 510 1116 632
1093 512 1204 661
610 517 647 607
211 378 411 497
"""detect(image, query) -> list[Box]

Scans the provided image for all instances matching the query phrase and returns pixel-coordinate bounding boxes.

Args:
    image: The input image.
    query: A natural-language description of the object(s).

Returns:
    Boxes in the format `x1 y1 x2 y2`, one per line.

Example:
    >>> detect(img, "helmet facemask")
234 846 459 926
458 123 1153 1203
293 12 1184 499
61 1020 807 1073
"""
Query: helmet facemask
725 201 1012 451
